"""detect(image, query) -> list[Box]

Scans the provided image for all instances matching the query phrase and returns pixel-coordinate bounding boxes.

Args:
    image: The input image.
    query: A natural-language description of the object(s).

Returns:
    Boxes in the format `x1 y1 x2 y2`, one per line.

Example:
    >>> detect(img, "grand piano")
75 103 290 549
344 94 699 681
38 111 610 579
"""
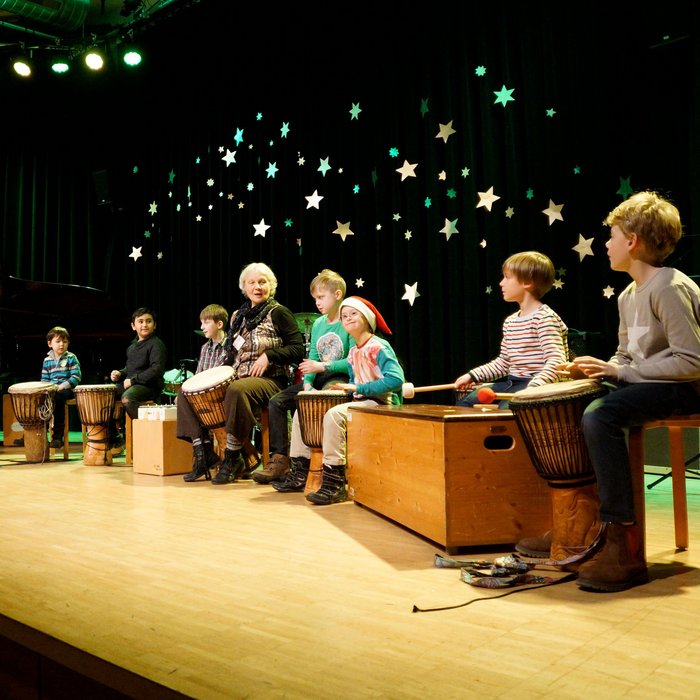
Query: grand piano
0 272 133 390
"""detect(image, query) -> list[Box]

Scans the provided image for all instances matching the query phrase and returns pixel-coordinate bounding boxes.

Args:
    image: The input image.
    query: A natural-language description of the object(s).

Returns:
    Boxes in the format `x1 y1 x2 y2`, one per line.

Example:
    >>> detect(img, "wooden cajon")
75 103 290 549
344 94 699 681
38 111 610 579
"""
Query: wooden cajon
347 404 552 553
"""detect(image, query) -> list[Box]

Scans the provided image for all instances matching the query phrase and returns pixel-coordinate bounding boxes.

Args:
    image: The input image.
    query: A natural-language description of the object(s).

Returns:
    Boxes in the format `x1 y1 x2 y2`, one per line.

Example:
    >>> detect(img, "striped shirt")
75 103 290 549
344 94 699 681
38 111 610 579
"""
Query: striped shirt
469 304 568 388
41 350 81 389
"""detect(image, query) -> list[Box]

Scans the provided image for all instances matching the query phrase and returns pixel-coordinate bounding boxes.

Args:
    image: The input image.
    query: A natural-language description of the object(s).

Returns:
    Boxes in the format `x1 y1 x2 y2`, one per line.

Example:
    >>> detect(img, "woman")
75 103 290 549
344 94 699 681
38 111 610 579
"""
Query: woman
182 262 304 484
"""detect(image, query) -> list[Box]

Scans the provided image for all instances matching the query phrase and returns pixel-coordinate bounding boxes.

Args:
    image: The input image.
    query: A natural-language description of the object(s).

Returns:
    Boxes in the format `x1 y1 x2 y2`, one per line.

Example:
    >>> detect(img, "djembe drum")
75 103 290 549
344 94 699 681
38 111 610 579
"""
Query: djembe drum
509 378 607 568
74 384 117 466
181 365 235 457
296 390 352 494
8 381 57 463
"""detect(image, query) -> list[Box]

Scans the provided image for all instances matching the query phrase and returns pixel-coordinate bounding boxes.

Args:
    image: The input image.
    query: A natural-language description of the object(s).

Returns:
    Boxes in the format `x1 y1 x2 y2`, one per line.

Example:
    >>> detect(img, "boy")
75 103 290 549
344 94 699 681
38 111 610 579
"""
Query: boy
181 303 229 482
454 251 568 407
110 307 167 431
285 296 404 505
559 191 700 592
41 326 81 449
254 269 354 487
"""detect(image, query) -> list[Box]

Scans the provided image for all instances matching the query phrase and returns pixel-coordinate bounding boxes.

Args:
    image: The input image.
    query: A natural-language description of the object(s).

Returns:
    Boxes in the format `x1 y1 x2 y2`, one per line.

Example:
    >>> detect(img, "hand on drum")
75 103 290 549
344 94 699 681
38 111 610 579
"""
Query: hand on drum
328 382 356 393
556 356 618 381
454 372 474 390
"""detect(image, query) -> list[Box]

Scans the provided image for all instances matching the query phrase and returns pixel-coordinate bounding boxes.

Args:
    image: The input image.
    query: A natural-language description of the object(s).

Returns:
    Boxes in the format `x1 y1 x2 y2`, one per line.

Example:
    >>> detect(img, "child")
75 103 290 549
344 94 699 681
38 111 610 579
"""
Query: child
41 326 81 449
284 296 405 505
255 269 354 487
110 307 167 434
454 251 568 407
558 191 700 592
181 303 230 482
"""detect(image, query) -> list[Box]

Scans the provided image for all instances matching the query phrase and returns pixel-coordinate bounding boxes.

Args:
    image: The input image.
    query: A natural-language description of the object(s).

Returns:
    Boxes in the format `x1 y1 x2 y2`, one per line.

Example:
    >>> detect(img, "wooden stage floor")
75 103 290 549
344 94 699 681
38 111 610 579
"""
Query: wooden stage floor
1 442 700 699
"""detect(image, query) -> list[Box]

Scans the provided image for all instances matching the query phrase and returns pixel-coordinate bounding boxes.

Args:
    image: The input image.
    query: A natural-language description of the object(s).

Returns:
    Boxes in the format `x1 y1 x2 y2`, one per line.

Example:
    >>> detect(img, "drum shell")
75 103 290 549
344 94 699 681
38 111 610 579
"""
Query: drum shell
295 391 352 448
181 366 235 429
509 383 607 485
8 382 57 427
74 385 116 426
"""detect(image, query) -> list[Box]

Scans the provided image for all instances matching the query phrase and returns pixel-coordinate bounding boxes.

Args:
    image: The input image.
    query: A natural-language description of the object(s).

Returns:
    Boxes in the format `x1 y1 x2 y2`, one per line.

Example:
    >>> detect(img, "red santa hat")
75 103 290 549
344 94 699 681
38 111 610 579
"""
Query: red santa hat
341 296 392 335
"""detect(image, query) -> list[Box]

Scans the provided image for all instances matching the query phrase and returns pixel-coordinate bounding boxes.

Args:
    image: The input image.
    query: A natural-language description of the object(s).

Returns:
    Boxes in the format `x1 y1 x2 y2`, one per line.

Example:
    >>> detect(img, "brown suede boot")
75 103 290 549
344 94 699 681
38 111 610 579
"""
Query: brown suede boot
252 454 290 484
515 530 552 558
576 522 649 592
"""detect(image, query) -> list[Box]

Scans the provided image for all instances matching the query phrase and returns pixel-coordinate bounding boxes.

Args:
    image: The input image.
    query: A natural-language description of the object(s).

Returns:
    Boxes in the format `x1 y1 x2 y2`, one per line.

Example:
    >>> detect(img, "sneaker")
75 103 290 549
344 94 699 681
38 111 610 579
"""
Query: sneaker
49 438 64 449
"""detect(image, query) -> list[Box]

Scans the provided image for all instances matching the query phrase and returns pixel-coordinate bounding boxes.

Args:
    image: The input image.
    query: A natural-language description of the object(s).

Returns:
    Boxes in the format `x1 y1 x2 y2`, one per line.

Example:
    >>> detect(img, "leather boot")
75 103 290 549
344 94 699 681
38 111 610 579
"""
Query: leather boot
211 449 245 485
306 464 347 505
252 453 290 484
576 522 649 592
515 530 552 558
183 443 221 482
272 457 310 493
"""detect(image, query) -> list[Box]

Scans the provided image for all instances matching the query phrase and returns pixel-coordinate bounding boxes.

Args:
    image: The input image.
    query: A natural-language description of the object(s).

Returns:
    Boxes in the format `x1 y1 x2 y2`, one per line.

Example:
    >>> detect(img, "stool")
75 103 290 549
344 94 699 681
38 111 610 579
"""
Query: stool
49 398 81 461
125 401 157 466
628 413 700 552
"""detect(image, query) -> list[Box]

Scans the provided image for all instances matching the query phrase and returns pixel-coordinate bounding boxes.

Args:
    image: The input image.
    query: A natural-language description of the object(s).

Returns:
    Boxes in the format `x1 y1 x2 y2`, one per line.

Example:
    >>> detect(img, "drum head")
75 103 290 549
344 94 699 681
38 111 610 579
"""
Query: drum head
511 378 602 402
181 365 234 392
297 390 350 399
8 381 55 394
74 384 115 393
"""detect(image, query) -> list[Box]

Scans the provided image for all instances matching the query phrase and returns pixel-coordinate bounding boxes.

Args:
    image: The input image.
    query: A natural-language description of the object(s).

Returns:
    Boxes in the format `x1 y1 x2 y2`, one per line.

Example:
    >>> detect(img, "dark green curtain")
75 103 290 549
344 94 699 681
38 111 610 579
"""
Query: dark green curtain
2 3 699 396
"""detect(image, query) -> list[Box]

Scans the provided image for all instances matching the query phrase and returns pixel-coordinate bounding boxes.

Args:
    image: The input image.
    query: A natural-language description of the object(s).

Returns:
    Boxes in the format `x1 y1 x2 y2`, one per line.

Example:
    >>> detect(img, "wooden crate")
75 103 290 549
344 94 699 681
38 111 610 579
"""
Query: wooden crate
347 404 552 552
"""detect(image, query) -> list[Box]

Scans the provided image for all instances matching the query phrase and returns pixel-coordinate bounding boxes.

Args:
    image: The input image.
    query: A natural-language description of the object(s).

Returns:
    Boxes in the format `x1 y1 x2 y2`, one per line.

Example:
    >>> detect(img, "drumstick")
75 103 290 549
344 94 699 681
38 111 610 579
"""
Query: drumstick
402 382 455 399
476 386 515 404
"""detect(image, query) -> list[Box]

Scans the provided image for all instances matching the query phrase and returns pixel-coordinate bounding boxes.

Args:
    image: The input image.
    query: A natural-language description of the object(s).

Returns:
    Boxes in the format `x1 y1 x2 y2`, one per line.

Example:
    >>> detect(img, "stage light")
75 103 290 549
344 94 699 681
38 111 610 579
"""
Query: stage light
122 47 142 67
11 48 33 78
49 52 71 74
84 47 105 71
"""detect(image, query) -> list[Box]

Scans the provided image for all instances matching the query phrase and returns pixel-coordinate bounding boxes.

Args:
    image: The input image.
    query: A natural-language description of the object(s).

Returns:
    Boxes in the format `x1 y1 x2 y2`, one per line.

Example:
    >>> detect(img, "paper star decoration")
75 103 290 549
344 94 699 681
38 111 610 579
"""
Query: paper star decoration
280 122 290 138
476 186 500 211
392 213 401 221
553 279 564 289
435 120 456 143
234 128 244 146
617 176 634 199
318 157 331 177
333 221 354 241
420 98 429 117
148 201 157 215
505 207 515 218
356 278 364 288
603 286 615 299
493 84 515 107
396 160 418 181
546 108 556 117
389 147 399 158
157 252 163 260
349 103 362 120
404 230 412 240
542 199 564 225
266 162 279 178
168 169 175 184
573 234 594 260
305 190 324 209
222 149 236 166
461 167 470 177
129 246 142 261
253 219 271 237
475 66 486 76
402 282 420 306
438 171 447 181
480 239 487 248
440 218 459 241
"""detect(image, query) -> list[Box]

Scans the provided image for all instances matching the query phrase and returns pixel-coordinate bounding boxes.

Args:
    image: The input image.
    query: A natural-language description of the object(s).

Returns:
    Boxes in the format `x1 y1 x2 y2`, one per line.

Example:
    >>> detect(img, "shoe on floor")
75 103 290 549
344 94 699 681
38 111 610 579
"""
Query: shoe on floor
49 438 64 449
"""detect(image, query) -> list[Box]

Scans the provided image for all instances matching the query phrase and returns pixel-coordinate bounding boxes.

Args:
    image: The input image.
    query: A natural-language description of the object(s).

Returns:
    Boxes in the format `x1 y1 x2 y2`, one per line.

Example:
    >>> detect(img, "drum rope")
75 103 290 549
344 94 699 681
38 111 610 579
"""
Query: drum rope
38 394 55 422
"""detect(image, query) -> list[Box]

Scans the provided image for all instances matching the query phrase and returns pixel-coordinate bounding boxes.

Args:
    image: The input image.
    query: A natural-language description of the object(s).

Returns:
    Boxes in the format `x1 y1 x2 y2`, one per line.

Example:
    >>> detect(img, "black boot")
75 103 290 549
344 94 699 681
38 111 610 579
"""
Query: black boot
306 464 347 505
183 443 221 482
211 448 245 485
272 457 310 493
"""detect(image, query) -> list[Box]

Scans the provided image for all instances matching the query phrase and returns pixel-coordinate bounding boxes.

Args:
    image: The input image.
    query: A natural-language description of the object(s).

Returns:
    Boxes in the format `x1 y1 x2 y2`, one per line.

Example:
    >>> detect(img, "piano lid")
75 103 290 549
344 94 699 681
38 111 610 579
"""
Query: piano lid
0 274 132 340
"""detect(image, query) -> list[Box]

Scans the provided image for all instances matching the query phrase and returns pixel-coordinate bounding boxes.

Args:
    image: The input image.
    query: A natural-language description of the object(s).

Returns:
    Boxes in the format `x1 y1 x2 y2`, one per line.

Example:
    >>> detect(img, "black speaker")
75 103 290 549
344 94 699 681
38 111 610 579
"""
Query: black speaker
92 169 112 205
